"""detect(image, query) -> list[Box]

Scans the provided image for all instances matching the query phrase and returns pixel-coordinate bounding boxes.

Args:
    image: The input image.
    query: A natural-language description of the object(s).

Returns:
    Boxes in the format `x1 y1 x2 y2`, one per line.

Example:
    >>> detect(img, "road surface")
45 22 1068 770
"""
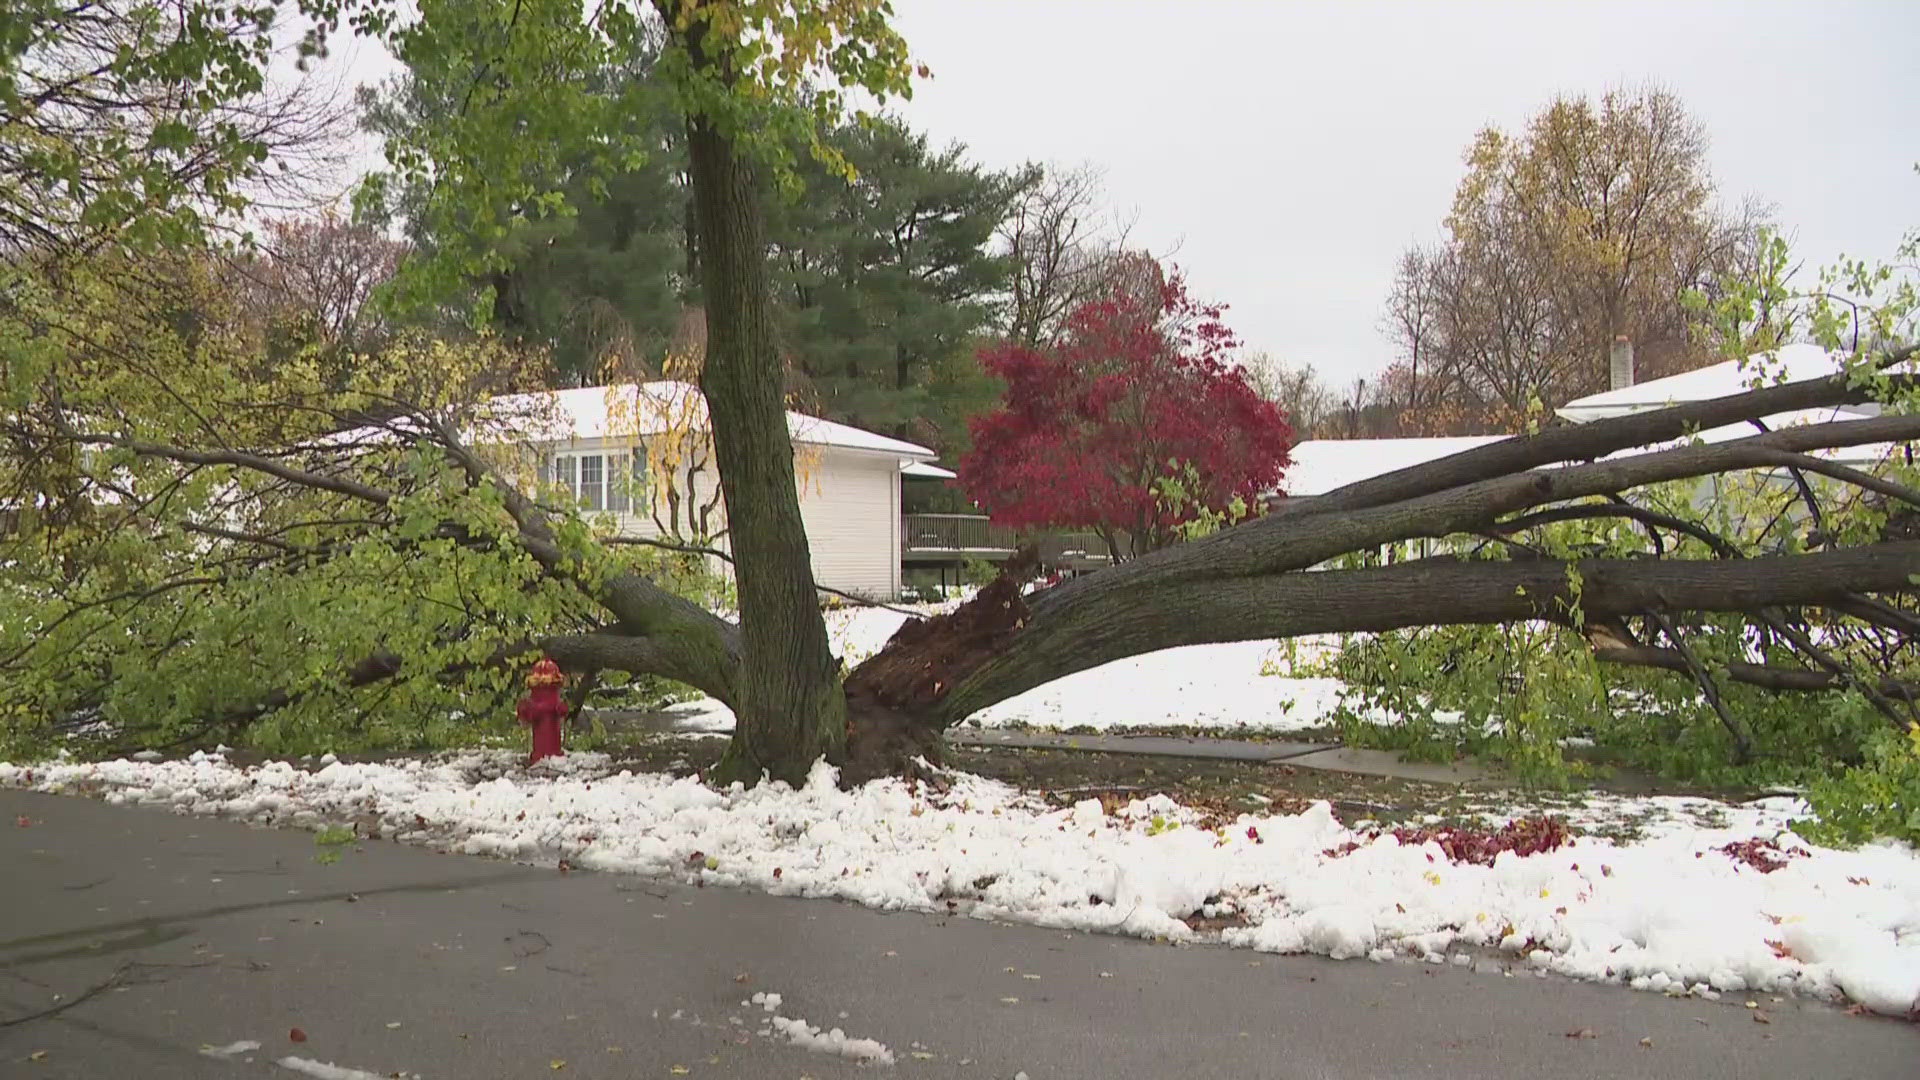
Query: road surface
3 788 1912 1078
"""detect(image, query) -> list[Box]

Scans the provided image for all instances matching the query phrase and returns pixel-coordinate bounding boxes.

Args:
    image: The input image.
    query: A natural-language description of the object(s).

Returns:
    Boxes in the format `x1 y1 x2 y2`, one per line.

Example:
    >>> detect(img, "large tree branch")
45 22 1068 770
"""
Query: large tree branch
417 418 743 669
1746 449 1920 511
61 427 394 506
1035 413 1920 616
931 541 1920 724
1591 644 1920 698
1278 358 1916 518
542 630 740 707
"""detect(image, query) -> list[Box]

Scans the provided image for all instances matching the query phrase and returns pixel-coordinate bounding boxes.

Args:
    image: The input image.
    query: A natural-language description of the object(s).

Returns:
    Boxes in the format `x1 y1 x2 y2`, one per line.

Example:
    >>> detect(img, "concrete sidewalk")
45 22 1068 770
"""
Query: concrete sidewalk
3 788 1912 1079
608 704 1502 785
949 729 1496 784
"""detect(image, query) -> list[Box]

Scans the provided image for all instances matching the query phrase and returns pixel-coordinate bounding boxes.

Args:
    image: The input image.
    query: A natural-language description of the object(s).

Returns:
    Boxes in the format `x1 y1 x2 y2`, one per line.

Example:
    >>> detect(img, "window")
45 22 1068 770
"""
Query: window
546 450 643 514
607 451 632 513
579 454 604 511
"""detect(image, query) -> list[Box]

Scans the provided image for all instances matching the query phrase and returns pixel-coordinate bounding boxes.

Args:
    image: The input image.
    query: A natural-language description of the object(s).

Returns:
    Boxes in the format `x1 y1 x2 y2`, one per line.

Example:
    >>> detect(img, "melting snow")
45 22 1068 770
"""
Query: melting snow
4 750 1917 1018
275 1056 410 1080
768 1015 895 1065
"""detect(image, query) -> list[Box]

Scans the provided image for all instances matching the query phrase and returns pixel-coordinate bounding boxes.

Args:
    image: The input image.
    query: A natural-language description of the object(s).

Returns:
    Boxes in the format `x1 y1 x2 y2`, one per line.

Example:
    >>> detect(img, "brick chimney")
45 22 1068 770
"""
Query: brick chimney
1609 335 1635 391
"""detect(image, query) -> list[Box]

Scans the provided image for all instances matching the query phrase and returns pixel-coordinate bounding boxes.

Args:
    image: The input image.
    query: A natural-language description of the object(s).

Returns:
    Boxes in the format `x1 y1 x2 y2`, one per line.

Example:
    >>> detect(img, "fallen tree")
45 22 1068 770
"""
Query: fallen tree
7 348 1914 781
1 0 1913 788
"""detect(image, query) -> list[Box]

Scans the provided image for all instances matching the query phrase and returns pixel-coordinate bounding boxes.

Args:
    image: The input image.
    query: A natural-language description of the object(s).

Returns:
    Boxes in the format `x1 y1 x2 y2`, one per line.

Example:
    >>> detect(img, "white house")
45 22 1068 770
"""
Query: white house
498 381 938 600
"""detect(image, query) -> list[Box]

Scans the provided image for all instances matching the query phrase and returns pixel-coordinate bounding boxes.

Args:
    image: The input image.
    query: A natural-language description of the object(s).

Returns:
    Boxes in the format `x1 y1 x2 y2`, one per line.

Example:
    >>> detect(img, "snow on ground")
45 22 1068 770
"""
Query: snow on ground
963 639 1352 734
5 751 1917 1018
773 604 1352 736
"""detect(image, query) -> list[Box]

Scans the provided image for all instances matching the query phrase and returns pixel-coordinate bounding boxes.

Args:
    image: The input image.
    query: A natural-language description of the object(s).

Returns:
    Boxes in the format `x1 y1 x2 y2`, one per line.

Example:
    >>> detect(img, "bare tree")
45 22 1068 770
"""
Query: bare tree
1380 248 1445 412
1383 87 1769 429
1244 352 1336 435
226 215 407 351
998 164 1135 348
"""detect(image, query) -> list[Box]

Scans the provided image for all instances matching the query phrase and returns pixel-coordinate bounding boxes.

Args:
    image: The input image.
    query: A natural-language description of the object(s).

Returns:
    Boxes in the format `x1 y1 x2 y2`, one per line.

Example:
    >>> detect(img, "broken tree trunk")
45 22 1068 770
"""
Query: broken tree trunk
828 368 1920 779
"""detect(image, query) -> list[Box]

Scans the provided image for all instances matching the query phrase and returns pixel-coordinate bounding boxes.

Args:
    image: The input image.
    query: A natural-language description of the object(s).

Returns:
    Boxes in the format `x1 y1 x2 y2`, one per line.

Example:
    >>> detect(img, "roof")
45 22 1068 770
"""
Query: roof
1556 344 1883 422
1282 409 1904 499
901 461 957 479
1609 406 1902 468
494 382 936 460
1282 436 1513 496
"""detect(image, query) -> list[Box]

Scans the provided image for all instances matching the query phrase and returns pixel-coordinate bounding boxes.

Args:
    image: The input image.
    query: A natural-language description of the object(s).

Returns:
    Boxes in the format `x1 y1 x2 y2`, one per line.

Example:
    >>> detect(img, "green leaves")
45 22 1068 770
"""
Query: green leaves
2 0 291 255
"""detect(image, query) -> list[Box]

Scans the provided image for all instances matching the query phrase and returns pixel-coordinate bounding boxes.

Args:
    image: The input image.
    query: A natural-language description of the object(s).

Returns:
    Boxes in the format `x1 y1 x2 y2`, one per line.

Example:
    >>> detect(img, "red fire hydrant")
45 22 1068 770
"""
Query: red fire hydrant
516 657 568 765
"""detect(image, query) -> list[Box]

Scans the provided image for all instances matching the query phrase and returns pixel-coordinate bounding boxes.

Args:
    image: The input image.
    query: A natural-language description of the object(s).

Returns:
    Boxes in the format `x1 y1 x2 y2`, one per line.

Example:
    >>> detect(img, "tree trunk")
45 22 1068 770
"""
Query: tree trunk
683 115 846 786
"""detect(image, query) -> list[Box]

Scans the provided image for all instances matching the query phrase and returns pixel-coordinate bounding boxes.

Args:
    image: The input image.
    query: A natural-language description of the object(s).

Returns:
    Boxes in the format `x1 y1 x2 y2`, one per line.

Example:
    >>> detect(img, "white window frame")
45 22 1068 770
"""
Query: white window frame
578 453 604 510
549 448 644 515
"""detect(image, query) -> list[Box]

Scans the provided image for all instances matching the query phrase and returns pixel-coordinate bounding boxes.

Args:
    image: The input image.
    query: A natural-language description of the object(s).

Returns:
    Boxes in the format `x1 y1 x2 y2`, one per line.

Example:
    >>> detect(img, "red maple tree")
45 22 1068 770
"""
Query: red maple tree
959 269 1293 559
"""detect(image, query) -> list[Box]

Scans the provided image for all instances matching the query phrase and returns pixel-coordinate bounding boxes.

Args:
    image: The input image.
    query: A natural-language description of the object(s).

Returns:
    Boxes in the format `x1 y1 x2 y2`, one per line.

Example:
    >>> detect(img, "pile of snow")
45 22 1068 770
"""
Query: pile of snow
4 751 1917 1018
751 991 894 1065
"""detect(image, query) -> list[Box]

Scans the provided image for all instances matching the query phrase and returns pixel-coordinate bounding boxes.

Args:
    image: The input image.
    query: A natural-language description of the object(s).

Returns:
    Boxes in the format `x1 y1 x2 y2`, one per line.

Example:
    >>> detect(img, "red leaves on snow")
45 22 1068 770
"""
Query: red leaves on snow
1323 817 1574 867
1390 817 1574 867
1716 838 1809 874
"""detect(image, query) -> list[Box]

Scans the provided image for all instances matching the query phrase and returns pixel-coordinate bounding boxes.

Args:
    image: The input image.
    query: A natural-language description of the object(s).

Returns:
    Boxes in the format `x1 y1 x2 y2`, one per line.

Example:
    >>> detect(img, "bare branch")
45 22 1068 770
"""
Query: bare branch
601 534 924 617
1646 607 1752 762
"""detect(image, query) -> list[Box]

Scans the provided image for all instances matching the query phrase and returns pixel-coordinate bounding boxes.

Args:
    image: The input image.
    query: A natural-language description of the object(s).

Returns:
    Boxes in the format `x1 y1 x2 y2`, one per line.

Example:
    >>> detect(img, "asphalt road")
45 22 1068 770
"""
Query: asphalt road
2 788 1913 1079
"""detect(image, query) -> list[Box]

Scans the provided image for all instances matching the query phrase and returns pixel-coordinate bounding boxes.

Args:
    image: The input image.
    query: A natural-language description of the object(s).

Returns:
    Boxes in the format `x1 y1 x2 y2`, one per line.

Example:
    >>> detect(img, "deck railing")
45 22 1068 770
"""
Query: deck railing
901 512 1018 553
901 513 1114 567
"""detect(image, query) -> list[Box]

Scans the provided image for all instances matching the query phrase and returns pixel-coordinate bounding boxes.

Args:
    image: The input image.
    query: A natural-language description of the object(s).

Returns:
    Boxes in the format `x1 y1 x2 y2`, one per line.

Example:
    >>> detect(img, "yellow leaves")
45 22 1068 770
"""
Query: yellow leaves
659 0 918 123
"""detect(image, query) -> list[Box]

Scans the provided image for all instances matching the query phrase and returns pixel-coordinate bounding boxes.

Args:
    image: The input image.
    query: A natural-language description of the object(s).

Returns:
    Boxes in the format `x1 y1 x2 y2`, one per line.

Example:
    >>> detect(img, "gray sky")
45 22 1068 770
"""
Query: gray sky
317 0 1920 386
883 0 1919 385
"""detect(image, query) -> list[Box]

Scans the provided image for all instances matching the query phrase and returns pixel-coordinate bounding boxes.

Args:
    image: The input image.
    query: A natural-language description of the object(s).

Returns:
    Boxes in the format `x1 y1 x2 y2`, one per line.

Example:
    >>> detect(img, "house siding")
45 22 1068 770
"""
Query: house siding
535 436 906 600
796 450 900 600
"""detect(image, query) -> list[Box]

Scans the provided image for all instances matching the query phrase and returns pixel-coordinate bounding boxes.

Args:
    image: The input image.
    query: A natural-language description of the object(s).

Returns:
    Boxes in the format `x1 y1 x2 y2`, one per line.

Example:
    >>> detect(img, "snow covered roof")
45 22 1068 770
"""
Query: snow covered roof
1282 409 1904 499
901 461 957 479
1613 406 1904 469
494 382 936 461
1556 344 1885 423
1282 436 1514 497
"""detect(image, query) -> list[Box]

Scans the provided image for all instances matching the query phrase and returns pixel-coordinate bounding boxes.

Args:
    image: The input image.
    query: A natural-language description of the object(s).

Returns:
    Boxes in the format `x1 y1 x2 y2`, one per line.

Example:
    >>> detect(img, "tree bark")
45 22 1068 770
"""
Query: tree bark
1270 368 1917 519
683 114 845 785
1037 413 1920 612
902 541 1920 726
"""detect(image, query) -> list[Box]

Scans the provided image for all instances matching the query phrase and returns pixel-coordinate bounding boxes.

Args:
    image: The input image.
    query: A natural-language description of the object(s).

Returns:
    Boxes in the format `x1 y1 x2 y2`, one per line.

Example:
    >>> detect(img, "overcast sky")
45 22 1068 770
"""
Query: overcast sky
317 0 1920 386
